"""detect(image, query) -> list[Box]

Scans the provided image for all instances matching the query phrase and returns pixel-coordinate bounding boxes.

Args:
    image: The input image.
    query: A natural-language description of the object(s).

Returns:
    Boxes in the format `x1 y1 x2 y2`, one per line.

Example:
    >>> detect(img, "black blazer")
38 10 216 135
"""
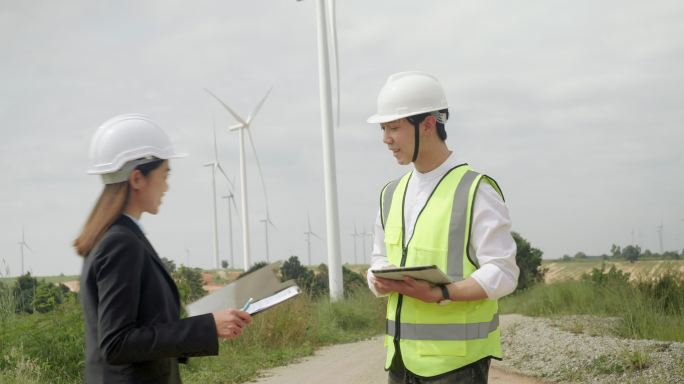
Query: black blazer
80 215 218 383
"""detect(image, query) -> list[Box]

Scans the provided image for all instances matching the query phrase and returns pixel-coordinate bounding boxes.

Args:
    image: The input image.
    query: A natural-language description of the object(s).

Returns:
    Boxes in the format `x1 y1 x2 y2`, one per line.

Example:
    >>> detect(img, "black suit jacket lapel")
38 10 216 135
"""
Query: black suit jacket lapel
115 215 181 305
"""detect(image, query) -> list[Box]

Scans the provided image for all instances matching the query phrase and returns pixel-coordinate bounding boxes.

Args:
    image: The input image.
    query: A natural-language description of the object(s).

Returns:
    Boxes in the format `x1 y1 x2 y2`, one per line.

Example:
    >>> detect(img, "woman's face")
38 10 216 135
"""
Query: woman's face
138 160 170 215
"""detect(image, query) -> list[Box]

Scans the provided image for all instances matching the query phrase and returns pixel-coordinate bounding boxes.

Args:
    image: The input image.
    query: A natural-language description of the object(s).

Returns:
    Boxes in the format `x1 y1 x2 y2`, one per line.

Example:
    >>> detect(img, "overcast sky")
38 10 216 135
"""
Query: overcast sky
1 1 683 277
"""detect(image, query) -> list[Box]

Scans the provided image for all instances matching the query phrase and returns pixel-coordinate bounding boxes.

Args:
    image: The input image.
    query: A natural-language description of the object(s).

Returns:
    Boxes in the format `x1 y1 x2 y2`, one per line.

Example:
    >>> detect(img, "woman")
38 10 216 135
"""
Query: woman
74 114 251 383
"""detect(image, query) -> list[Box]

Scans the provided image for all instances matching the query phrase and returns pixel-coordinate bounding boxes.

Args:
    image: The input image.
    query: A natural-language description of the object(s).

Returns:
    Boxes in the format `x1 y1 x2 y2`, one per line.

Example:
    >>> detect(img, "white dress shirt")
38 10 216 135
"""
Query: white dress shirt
367 152 519 300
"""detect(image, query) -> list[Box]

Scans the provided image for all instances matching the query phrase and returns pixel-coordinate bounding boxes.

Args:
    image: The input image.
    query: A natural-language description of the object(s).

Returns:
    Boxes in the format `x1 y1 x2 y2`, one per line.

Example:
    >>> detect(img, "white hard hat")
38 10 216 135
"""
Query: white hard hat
87 114 186 184
367 71 448 124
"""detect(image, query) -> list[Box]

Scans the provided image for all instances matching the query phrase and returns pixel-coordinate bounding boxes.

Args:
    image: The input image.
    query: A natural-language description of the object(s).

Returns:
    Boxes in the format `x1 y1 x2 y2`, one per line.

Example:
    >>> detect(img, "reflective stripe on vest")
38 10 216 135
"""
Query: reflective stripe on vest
381 179 400 230
447 170 479 279
386 313 499 341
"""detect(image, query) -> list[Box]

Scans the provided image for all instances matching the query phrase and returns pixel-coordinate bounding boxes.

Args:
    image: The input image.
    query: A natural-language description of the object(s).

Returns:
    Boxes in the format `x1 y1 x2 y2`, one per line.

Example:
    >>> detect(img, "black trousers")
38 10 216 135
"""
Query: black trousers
387 350 491 384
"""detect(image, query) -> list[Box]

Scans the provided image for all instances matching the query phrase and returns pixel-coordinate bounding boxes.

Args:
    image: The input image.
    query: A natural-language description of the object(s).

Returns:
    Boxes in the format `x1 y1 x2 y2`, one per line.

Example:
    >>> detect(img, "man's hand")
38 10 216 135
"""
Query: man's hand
373 276 442 303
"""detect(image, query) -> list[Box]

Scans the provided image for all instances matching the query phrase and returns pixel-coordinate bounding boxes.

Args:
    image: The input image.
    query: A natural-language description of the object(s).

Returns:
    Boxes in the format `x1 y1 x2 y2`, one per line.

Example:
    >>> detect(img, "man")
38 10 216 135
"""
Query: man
366 71 519 383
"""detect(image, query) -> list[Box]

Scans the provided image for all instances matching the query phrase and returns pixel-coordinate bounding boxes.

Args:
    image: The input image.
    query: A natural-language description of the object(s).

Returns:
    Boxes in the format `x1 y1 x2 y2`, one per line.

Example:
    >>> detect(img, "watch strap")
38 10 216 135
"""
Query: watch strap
439 284 450 301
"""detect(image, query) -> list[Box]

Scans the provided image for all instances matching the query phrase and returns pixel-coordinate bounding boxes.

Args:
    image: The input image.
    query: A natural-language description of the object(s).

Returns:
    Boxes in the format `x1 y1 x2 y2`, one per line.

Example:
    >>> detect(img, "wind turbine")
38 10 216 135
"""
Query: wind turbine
351 225 359 264
204 122 236 269
18 227 32 276
222 192 239 269
260 216 277 262
304 214 321 265
657 221 664 254
206 87 272 270
360 226 374 264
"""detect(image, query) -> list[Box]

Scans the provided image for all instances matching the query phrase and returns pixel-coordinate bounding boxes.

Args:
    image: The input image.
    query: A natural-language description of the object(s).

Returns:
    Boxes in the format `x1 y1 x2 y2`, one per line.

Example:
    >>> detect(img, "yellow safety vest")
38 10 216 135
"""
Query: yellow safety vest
380 164 504 377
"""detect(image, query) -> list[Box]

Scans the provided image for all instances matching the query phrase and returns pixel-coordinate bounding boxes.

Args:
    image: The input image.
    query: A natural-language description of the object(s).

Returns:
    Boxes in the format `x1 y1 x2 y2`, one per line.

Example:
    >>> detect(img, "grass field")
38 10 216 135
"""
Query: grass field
0 285 385 384
543 259 684 282
501 265 684 342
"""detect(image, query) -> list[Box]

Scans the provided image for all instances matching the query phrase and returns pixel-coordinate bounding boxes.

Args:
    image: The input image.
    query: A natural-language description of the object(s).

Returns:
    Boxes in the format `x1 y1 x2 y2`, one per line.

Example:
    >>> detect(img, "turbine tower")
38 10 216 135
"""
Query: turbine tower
351 225 359 264
657 221 664 254
18 227 32 275
360 226 374 264
204 123 236 269
304 214 321 266
222 193 239 269
260 216 276 262
206 87 272 270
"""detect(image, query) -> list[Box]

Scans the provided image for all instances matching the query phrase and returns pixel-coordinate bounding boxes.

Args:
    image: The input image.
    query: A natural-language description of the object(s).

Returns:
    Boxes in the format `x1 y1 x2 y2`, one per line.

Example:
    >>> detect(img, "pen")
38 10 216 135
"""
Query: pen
241 297 254 312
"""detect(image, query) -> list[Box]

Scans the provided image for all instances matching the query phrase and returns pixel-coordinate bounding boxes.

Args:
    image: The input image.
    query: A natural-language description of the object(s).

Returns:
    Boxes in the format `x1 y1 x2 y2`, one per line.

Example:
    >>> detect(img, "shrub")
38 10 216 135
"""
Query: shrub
173 266 205 305
12 273 39 314
512 232 545 291
581 264 630 286
281 256 326 298
32 283 64 313
313 264 370 298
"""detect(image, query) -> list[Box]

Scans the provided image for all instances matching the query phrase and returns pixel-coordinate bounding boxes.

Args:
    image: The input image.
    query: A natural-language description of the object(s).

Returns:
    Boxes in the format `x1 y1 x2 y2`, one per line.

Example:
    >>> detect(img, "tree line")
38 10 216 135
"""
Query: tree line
561 244 683 263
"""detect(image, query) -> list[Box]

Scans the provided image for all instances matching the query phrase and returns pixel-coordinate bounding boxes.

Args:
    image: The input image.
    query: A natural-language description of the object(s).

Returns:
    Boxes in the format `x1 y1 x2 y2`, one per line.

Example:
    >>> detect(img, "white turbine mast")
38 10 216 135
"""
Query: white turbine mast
204 121 236 269
304 214 322 265
221 192 239 269
360 225 373 264
657 220 664 254
18 227 32 276
205 87 272 269
351 224 359 265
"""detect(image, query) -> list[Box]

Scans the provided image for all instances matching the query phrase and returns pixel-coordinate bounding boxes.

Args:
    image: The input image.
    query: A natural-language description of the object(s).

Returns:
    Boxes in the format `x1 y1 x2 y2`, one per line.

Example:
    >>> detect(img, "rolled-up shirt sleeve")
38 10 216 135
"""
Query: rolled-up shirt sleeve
367 212 390 297
469 182 519 300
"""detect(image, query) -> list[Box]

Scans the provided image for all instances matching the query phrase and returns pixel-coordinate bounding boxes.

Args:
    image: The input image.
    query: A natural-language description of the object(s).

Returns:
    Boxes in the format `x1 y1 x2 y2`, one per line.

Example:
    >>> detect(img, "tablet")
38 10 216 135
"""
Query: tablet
371 265 452 285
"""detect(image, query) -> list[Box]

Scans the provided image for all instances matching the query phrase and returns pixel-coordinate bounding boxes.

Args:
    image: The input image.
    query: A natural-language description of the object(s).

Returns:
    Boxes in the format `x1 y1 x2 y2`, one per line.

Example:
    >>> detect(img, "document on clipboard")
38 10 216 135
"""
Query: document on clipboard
185 261 301 317
243 285 301 315
370 265 452 285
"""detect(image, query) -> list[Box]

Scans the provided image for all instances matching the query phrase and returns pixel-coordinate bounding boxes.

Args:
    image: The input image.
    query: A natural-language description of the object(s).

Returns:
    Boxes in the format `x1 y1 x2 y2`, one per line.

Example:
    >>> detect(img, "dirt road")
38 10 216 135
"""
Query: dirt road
251 335 546 384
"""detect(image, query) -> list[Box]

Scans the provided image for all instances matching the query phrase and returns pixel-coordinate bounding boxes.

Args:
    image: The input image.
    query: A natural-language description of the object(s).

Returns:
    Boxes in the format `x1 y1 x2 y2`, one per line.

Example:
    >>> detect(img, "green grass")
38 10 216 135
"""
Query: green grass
500 270 684 341
0 289 386 384
181 289 386 383
0 298 84 384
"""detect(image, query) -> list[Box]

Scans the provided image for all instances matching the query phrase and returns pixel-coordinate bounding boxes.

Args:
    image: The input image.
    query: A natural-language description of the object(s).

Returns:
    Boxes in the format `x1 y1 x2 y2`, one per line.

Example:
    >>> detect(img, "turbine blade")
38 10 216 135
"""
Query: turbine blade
246 128 271 221
247 86 273 124
230 195 240 214
24 242 33 252
216 163 236 190
212 118 219 161
311 232 322 240
204 88 248 126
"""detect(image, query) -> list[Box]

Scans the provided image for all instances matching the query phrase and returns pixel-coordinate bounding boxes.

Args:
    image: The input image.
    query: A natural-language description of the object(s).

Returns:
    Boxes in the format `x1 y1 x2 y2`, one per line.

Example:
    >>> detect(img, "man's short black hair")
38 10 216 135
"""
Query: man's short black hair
406 108 449 141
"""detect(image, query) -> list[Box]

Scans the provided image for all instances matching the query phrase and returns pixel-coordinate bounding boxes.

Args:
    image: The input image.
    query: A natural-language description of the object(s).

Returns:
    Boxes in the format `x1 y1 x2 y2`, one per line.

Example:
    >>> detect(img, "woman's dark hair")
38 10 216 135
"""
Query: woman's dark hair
74 158 165 257
136 159 165 176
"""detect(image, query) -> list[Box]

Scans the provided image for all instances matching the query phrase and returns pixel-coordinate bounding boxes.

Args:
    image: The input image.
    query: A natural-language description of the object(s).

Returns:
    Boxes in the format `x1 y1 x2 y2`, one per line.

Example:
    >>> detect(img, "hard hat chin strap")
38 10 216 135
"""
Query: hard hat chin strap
406 114 429 163
411 122 420 163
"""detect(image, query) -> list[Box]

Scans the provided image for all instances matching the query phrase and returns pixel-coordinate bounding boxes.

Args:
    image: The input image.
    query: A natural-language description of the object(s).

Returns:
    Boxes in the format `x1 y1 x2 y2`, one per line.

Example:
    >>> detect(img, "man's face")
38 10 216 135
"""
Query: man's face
381 118 414 165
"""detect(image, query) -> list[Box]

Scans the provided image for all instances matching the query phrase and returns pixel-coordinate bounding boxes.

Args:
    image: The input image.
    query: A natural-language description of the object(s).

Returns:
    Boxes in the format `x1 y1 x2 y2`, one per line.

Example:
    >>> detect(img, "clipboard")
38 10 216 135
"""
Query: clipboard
185 261 300 317
371 265 452 285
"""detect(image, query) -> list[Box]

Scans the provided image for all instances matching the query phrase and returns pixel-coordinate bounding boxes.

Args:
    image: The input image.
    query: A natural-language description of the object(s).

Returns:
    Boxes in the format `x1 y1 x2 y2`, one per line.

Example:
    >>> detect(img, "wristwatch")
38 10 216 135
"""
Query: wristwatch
437 284 451 305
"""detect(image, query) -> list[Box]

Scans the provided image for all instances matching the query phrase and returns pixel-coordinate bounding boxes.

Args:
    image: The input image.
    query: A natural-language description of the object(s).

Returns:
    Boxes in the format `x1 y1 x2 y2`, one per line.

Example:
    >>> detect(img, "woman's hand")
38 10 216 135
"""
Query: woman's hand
212 308 252 339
